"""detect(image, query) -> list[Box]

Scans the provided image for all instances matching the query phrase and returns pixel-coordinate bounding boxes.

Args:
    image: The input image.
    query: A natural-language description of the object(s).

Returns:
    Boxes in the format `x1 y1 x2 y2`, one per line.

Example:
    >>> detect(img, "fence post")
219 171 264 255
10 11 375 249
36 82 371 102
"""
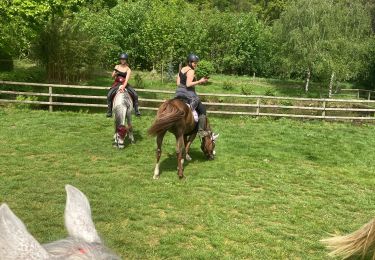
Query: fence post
357 90 360 99
322 100 326 118
49 86 53 112
368 91 371 100
256 97 260 116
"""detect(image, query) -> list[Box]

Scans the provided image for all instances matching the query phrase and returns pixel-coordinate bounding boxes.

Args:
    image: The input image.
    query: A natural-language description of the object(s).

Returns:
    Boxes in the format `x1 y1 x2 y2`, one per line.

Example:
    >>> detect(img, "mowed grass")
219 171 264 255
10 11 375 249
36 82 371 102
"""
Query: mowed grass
0 107 375 259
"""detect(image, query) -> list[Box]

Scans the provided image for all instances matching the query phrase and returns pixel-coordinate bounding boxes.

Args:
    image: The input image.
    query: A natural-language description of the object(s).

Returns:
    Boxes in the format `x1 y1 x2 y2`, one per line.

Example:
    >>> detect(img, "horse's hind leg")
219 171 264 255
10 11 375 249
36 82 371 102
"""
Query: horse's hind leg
153 132 165 179
176 134 185 179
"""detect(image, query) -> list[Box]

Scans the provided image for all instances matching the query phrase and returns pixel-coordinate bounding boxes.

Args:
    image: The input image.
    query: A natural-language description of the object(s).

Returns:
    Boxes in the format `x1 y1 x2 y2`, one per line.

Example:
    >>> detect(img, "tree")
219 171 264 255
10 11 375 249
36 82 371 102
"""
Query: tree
272 0 372 94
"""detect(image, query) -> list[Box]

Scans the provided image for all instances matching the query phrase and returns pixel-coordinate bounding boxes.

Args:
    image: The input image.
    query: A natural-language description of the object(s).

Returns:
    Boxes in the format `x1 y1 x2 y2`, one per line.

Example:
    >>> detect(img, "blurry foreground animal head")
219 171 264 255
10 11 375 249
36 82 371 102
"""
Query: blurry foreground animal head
0 185 120 260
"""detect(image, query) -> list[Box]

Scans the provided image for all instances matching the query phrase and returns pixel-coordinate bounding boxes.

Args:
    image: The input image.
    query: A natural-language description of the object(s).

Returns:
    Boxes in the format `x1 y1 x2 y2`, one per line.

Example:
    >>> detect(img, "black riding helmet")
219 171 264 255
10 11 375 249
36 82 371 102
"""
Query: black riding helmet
187 53 199 63
119 53 129 60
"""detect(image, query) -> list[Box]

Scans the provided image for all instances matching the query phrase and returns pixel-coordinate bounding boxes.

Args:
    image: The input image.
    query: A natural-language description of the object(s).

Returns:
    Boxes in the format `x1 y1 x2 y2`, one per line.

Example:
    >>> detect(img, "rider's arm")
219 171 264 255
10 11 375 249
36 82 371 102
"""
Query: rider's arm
176 74 180 85
120 68 131 91
186 70 208 88
112 65 118 78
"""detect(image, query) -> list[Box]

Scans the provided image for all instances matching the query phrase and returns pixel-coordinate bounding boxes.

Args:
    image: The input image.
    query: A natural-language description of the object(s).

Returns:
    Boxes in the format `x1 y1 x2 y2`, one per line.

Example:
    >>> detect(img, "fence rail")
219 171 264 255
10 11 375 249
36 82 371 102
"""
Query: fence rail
1 80 375 121
333 88 375 100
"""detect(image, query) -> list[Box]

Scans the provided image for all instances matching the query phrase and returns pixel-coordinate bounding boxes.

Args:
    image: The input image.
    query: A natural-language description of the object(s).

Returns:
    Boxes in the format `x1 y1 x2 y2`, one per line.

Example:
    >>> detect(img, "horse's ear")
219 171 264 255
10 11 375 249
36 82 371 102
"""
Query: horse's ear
0 204 50 260
64 185 101 243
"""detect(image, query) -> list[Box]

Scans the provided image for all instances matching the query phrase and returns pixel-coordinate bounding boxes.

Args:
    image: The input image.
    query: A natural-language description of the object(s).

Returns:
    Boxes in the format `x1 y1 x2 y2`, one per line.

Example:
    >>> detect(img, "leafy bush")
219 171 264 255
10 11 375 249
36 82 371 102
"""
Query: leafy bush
15 95 39 110
0 49 13 71
264 87 276 96
134 73 145 89
222 81 234 91
195 60 215 79
241 86 254 95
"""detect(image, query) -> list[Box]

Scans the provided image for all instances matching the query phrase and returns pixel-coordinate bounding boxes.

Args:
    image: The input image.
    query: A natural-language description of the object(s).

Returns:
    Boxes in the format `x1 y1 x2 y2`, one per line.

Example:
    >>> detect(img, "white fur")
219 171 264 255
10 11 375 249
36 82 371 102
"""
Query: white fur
64 185 101 244
186 103 198 122
153 163 160 179
0 185 120 260
0 204 50 260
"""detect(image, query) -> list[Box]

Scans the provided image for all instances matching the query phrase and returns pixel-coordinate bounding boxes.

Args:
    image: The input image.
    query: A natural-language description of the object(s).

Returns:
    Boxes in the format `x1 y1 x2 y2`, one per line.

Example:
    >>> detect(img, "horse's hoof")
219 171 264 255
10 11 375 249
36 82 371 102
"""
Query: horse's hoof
153 175 160 180
178 174 185 179
118 145 125 149
186 154 192 161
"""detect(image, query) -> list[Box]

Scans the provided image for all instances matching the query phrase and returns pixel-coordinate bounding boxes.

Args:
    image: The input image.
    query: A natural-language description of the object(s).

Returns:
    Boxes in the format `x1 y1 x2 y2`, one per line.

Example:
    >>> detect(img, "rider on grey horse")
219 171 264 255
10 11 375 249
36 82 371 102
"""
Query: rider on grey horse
175 54 209 137
106 53 141 117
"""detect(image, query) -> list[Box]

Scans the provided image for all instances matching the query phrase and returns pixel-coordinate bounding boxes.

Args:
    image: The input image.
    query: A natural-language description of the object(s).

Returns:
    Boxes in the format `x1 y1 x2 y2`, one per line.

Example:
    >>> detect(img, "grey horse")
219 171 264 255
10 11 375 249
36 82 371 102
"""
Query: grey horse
112 89 134 148
0 185 120 259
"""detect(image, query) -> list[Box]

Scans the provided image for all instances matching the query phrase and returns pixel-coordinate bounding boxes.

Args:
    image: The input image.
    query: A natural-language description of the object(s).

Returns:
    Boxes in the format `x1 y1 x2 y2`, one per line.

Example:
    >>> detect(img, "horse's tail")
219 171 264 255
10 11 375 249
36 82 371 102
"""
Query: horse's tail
148 100 185 136
321 217 375 259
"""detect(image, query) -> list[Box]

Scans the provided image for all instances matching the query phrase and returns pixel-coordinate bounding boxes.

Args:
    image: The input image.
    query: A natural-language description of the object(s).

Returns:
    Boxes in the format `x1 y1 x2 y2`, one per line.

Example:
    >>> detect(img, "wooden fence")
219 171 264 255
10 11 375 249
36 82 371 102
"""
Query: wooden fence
333 88 375 100
1 80 375 121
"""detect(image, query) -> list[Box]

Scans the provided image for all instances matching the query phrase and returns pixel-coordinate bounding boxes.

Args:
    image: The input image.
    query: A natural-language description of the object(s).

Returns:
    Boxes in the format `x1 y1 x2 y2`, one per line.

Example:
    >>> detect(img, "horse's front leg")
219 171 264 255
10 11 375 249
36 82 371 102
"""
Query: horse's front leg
185 133 197 161
176 134 185 179
126 111 134 144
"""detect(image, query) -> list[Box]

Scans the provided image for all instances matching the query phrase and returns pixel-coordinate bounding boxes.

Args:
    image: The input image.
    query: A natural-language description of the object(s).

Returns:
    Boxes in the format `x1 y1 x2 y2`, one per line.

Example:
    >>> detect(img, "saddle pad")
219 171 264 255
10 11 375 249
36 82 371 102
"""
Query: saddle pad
186 103 198 122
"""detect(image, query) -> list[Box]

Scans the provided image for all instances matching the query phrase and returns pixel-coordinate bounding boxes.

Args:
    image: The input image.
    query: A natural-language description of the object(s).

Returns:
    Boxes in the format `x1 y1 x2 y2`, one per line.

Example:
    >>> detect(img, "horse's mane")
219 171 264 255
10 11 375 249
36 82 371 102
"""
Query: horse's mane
148 99 185 136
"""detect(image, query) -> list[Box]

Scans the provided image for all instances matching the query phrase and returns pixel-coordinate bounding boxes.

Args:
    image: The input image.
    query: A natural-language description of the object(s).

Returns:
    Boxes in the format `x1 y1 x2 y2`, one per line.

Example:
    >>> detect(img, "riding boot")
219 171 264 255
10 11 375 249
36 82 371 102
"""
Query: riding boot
127 86 141 116
134 102 141 116
197 115 209 137
106 86 118 117
106 100 113 117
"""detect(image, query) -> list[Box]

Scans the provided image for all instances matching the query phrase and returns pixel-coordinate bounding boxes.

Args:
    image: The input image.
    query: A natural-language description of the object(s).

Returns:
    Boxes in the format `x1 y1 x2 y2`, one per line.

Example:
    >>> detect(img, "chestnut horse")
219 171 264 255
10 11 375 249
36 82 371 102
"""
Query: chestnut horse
148 98 219 179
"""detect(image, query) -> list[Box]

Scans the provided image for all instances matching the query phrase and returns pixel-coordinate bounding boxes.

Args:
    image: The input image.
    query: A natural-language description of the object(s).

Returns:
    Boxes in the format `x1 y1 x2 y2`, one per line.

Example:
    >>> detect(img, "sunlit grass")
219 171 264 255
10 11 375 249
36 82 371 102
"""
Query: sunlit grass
0 107 374 259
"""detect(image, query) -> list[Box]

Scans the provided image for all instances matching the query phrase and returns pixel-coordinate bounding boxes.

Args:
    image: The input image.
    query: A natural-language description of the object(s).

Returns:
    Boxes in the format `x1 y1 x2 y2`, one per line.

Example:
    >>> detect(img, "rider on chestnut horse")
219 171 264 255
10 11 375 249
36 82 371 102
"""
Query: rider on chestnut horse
175 54 209 137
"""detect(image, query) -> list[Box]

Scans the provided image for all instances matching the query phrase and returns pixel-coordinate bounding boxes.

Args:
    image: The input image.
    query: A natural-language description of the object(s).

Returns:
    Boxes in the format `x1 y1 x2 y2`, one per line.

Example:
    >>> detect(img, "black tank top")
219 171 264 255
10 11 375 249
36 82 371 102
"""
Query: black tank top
115 69 127 78
179 69 191 86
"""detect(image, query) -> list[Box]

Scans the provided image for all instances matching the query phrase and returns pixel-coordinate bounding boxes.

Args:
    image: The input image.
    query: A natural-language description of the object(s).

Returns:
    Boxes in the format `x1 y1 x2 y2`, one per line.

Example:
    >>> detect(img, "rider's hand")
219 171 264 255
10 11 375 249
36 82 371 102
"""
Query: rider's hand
199 77 208 84
119 85 125 92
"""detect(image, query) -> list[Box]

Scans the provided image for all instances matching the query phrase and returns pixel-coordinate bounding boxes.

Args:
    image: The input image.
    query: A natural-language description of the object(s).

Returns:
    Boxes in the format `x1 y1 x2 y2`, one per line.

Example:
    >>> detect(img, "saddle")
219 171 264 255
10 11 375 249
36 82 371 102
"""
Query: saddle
111 76 125 88
110 79 135 103
175 97 198 123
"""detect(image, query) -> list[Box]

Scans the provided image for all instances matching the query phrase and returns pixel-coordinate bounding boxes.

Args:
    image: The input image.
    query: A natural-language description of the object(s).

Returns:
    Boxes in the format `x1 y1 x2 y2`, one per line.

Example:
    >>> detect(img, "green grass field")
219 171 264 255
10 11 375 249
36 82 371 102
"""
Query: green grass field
0 106 374 259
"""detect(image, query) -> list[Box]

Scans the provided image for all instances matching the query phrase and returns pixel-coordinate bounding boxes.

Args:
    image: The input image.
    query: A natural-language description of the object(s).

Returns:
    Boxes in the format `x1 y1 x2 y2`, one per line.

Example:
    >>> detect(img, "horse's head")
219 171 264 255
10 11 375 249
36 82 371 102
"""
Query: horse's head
201 132 219 160
0 185 120 259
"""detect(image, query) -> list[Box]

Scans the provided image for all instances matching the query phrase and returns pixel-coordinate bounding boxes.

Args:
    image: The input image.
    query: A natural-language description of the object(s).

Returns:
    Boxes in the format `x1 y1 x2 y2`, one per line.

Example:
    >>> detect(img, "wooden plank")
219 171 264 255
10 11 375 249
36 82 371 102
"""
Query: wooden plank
0 99 106 108
2 80 375 103
341 89 375 94
258 113 375 120
0 80 107 90
0 90 50 97
1 99 374 120
2 90 375 112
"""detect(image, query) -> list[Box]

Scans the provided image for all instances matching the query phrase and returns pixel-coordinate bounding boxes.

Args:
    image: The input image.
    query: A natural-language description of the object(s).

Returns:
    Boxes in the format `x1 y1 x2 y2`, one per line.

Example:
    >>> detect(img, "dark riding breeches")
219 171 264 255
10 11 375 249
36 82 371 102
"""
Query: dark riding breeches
195 100 206 115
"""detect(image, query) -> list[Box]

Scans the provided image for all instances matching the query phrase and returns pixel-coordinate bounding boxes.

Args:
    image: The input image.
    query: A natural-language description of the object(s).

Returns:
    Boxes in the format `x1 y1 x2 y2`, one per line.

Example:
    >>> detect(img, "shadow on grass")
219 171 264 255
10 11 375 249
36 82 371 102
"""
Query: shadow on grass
156 148 207 178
